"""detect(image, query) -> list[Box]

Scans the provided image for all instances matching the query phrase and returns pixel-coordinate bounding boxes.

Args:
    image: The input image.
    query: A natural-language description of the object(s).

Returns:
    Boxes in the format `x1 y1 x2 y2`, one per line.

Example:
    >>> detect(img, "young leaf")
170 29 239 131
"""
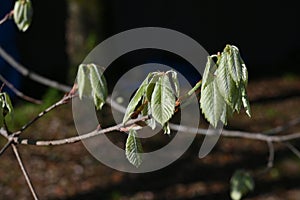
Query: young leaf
89 64 108 110
13 0 33 32
168 70 180 97
125 129 143 167
146 74 159 102
122 74 152 124
229 46 243 86
201 56 217 90
77 64 91 99
151 75 176 126
200 80 227 127
230 170 254 200
215 53 235 106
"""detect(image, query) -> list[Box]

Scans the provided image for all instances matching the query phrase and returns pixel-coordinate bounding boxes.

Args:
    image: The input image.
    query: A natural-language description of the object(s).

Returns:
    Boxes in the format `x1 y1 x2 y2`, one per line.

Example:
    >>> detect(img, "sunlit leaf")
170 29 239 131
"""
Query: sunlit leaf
241 88 251 117
200 80 227 127
201 56 217 90
77 64 91 99
215 53 235 106
125 129 143 167
229 46 243 86
230 170 254 200
169 70 180 97
151 75 176 126
163 122 171 134
13 0 33 32
89 64 107 110
122 74 152 124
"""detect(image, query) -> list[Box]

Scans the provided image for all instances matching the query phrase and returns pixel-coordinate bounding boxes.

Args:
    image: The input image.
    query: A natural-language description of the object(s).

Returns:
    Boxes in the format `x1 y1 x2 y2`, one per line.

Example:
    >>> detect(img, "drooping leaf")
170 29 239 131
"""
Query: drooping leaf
13 0 33 32
146 74 159 102
201 56 217 90
89 64 108 110
215 53 235 106
125 129 143 167
77 64 91 99
169 70 180 97
230 170 254 200
0 93 14 127
151 75 176 126
200 79 227 127
229 46 243 86
122 74 152 124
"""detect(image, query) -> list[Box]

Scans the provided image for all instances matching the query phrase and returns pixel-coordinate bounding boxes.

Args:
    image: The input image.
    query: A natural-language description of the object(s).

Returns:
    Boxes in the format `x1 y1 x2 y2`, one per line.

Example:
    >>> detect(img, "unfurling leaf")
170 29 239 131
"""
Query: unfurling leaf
125 129 143 167
230 170 254 200
77 64 107 110
13 0 33 32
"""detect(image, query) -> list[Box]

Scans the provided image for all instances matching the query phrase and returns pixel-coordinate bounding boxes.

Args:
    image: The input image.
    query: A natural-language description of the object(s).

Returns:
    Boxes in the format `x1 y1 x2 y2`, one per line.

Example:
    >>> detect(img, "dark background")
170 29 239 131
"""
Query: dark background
12 0 300 96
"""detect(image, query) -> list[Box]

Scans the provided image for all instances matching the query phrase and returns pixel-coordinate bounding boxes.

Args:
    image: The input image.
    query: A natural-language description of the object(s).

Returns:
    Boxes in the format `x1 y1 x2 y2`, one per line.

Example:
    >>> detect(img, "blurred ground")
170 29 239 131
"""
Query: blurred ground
0 74 300 200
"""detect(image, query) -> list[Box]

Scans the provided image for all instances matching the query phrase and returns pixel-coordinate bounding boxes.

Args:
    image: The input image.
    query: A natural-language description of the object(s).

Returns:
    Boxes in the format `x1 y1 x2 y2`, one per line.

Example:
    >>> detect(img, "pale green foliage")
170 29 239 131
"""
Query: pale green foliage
122 70 178 133
200 44 251 127
77 64 107 110
0 93 13 127
13 0 33 32
230 170 254 200
125 129 143 168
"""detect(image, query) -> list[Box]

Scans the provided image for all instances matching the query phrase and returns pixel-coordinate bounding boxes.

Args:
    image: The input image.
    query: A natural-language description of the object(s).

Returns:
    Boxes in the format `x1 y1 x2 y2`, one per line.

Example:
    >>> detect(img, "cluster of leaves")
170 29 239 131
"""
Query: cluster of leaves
13 0 33 32
199 45 251 127
230 170 255 200
0 93 13 127
123 70 180 167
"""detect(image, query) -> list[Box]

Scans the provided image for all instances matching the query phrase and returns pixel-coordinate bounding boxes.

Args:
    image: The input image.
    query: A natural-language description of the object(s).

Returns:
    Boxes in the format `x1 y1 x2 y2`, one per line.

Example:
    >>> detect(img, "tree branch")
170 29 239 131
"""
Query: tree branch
0 10 13 25
0 74 42 104
0 46 71 92
12 144 39 200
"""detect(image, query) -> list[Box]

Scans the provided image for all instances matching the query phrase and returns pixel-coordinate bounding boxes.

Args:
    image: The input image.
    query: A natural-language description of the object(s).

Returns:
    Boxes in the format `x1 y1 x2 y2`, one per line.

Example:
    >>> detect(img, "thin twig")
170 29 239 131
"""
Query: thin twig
267 140 274 168
264 116 300 135
0 10 13 25
14 116 149 146
0 140 12 156
15 94 74 136
12 144 39 200
0 46 71 92
284 142 300 159
0 74 42 104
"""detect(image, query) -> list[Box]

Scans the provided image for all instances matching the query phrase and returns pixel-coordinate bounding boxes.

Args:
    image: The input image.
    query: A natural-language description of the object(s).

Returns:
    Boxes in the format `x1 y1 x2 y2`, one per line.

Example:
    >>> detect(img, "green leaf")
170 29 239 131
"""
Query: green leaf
13 0 33 32
151 75 176 126
0 93 14 127
241 88 251 117
200 79 227 127
89 64 108 110
122 74 152 124
168 70 180 97
201 56 217 90
215 53 235 105
146 74 159 102
230 170 254 200
125 129 143 167
229 46 243 86
77 64 92 99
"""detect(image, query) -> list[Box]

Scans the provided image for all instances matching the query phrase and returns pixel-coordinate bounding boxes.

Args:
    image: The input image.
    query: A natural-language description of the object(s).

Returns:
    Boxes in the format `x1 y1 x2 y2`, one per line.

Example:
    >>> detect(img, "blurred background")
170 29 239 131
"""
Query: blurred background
0 0 300 199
